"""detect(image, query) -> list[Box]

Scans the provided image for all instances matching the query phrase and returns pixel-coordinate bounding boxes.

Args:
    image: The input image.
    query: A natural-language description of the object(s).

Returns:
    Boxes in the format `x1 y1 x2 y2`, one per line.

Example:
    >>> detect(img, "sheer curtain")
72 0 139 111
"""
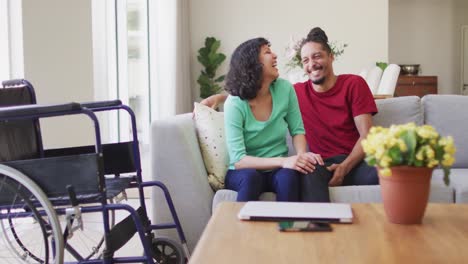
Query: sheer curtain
0 0 9 81
91 0 191 184
149 0 192 121
92 0 192 143
0 0 24 81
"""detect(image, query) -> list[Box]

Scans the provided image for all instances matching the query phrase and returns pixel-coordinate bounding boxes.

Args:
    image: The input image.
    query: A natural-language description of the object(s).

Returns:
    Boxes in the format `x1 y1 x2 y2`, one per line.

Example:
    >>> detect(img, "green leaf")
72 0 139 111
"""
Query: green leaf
197 74 211 87
210 40 221 53
434 143 444 161
197 53 209 68
376 62 388 71
413 160 423 167
213 54 226 67
215 75 225 83
365 156 376 166
212 83 223 94
401 130 417 165
205 68 216 79
388 146 402 165
197 36 227 98
200 83 222 98
205 37 216 48
443 167 451 186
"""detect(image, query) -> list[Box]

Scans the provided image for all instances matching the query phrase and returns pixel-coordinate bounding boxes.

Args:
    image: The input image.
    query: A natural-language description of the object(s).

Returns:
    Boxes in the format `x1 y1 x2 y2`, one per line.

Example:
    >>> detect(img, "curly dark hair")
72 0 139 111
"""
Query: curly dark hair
225 37 270 100
300 27 332 54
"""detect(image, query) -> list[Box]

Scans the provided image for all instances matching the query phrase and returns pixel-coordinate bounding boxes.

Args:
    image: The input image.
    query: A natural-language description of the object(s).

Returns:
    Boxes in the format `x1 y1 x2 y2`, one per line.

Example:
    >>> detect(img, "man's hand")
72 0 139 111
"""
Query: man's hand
193 94 225 118
282 153 323 174
200 94 223 109
327 163 351 186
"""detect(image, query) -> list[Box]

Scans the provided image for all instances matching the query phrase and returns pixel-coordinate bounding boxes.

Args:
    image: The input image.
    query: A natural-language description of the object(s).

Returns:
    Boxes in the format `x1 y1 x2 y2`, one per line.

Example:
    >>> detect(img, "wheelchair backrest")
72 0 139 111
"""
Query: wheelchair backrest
1 80 104 198
0 80 42 162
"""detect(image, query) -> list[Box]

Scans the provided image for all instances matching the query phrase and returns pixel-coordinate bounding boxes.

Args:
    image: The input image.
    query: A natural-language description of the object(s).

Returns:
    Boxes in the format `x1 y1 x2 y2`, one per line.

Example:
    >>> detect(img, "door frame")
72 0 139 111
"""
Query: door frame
461 25 468 95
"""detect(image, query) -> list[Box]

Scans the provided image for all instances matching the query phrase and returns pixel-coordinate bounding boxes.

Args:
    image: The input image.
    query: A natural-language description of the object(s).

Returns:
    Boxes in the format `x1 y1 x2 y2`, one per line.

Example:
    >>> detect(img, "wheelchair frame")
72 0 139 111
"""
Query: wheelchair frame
0 79 189 263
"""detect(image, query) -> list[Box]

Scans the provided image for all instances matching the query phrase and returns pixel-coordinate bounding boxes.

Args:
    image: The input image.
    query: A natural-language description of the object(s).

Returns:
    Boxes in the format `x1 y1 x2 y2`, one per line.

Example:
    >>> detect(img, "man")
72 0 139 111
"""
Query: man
293 27 378 201
201 27 378 202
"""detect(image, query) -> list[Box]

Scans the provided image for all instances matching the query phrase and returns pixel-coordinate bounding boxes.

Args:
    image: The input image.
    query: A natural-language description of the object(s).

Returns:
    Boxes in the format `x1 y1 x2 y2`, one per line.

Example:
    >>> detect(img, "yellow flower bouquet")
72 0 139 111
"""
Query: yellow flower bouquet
362 123 456 185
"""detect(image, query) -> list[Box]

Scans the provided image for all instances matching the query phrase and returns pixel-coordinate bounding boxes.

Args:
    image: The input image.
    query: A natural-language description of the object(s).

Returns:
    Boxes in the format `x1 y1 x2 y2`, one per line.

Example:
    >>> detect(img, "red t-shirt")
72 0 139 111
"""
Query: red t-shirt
294 74 377 159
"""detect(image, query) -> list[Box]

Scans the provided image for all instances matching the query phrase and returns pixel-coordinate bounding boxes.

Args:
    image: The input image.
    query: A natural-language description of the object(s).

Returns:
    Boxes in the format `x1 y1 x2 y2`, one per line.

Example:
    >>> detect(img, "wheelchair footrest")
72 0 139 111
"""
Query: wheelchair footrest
104 206 148 258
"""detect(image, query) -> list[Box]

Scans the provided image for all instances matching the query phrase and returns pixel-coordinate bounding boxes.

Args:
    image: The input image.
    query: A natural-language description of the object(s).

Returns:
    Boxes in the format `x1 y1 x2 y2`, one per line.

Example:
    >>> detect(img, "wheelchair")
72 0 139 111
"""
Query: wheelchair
0 79 189 263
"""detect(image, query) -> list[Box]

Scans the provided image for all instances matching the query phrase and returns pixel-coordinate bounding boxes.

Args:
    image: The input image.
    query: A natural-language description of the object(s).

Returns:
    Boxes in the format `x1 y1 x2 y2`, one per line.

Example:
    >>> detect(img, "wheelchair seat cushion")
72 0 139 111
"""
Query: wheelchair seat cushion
46 177 135 205
105 177 135 199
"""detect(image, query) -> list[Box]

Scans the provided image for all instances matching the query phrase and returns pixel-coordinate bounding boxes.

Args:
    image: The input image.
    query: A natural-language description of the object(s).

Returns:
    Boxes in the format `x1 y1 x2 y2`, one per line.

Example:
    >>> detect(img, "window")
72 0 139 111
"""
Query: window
0 0 23 81
126 1 150 146
93 0 191 180
92 0 150 144
92 0 151 179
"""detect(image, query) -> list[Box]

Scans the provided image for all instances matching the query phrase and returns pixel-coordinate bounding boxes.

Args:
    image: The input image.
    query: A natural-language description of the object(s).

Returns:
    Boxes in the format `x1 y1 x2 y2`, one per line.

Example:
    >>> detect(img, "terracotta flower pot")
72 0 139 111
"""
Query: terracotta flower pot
378 166 433 224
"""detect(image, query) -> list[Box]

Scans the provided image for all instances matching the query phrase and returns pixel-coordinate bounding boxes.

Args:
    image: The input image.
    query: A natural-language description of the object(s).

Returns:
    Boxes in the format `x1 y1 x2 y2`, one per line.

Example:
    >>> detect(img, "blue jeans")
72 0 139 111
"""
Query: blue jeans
225 168 300 202
301 155 379 202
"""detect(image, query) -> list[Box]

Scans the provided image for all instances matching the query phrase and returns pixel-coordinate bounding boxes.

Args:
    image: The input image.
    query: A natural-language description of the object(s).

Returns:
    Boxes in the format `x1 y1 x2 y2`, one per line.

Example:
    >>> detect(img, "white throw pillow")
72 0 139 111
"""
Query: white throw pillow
193 102 228 190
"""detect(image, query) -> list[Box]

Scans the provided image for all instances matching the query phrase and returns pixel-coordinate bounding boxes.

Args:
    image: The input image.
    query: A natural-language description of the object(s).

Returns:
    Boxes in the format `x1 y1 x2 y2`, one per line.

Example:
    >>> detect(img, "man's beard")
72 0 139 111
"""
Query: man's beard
311 76 326 85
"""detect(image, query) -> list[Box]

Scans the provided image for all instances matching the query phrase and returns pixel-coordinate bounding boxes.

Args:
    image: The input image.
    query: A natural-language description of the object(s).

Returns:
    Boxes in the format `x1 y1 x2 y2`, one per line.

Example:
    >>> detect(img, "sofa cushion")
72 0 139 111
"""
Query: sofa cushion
331 184 453 203
422 95 468 168
432 168 468 203
329 185 382 203
212 190 276 211
212 183 454 211
373 96 423 127
212 190 237 210
193 102 229 190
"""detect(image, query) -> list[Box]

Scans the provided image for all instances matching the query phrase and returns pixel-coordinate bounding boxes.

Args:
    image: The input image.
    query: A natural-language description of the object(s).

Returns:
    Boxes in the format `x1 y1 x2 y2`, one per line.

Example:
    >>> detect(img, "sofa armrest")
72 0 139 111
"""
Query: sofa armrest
150 113 214 251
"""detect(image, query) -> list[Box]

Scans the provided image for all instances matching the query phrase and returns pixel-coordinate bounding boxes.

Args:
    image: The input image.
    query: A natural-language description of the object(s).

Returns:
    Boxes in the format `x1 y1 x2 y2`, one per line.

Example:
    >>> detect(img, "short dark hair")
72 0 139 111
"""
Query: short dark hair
301 27 332 54
225 37 270 100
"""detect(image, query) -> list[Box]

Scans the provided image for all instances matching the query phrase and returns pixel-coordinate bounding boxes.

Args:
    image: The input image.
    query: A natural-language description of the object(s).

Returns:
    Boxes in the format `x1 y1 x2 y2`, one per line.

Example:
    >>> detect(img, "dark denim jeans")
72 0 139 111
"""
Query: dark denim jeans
225 168 300 202
301 155 378 202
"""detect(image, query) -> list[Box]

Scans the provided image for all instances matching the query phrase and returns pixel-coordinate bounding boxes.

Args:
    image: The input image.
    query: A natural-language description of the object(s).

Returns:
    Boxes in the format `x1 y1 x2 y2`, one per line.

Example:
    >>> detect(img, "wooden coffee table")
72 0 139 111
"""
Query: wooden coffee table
189 202 468 263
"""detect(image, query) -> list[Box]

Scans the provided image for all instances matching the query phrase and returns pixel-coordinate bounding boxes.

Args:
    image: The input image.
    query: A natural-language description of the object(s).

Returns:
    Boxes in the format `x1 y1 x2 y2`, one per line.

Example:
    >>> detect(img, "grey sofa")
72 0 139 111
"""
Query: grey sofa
151 95 468 251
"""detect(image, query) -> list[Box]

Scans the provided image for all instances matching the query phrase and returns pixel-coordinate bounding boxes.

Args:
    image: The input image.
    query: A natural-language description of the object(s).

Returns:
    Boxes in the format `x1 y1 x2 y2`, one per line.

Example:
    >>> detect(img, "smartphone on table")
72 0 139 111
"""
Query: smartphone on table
278 221 332 232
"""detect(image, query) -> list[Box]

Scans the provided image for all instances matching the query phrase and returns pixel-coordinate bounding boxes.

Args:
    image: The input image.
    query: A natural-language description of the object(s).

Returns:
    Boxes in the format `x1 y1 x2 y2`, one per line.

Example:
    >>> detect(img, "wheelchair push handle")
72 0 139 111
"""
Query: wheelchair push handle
2 78 31 87
80 100 122 109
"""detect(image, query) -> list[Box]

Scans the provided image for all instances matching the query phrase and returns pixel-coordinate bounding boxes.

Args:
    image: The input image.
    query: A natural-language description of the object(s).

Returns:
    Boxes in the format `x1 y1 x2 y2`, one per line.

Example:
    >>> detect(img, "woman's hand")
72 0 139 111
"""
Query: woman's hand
282 152 322 174
303 152 324 166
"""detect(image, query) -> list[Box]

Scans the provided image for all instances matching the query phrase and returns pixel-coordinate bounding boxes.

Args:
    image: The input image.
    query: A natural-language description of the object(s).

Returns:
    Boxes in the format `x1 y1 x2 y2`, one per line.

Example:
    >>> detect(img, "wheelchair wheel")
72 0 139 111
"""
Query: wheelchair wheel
151 236 185 264
0 165 64 263
61 199 115 261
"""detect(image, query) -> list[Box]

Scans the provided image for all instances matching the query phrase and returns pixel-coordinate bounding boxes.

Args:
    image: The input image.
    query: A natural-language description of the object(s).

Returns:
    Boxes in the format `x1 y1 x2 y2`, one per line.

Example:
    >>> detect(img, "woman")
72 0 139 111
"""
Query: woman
224 37 321 202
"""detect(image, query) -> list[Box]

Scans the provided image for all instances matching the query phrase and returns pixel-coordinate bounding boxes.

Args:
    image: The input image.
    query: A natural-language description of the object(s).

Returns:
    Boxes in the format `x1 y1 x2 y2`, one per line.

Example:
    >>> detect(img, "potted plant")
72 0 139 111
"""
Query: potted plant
376 62 388 71
197 37 226 99
362 123 456 224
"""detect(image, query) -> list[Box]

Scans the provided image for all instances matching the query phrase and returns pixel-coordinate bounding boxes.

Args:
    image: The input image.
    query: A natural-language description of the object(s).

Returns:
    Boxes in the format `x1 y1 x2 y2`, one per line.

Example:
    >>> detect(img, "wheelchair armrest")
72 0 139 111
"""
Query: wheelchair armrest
0 103 82 119
80 100 122 109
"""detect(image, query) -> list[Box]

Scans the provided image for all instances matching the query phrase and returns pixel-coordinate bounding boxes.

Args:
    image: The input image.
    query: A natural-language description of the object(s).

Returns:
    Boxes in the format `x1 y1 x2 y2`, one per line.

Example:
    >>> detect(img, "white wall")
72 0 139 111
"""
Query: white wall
389 0 468 94
189 0 389 99
22 0 95 148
